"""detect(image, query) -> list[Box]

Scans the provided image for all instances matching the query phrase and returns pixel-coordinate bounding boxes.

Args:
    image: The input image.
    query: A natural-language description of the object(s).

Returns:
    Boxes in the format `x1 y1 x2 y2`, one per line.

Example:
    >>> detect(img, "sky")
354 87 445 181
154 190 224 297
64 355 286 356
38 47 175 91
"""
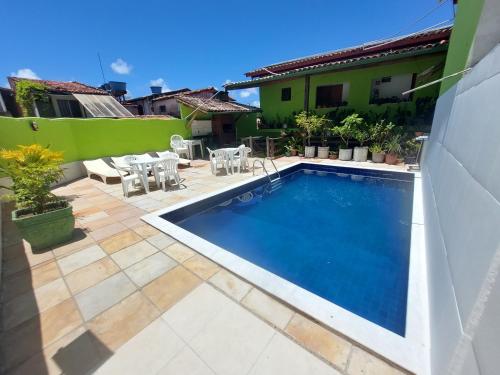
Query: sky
2 0 455 106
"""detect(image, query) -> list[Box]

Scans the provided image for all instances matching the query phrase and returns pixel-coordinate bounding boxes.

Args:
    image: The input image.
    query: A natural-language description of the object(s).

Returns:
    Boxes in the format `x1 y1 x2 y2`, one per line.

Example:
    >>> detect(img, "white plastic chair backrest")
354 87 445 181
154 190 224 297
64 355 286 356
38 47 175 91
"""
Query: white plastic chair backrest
208 148 227 163
239 147 251 161
171 135 185 149
159 155 179 175
111 162 132 178
157 150 177 159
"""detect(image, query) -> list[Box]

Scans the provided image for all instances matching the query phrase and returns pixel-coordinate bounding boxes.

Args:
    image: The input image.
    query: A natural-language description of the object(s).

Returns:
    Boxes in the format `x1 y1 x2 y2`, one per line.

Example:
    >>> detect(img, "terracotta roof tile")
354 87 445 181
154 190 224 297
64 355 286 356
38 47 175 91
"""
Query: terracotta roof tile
8 77 107 95
176 95 260 113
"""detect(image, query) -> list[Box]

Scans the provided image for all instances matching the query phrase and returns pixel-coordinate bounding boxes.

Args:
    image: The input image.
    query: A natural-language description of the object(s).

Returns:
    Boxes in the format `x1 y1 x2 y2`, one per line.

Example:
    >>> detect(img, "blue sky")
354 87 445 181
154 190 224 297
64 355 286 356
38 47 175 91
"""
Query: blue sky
2 0 454 105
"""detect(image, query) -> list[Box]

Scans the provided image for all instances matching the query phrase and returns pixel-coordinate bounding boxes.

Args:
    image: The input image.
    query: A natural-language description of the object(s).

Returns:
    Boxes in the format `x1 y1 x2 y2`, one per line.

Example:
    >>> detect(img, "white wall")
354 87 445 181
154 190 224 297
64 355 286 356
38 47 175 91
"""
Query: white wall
422 43 500 375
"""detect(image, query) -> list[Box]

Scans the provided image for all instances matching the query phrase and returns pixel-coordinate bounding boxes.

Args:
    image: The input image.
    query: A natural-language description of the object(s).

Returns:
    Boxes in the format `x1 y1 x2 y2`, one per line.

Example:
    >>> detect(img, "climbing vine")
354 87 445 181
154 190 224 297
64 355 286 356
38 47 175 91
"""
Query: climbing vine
15 80 48 117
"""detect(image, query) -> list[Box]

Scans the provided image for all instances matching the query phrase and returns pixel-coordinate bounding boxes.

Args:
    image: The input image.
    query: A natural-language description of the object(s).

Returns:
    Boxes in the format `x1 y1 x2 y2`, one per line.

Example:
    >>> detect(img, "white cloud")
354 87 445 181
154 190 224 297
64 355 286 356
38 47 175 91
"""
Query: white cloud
10 68 40 79
111 58 132 74
240 87 257 98
251 100 260 107
149 78 171 93
224 79 233 85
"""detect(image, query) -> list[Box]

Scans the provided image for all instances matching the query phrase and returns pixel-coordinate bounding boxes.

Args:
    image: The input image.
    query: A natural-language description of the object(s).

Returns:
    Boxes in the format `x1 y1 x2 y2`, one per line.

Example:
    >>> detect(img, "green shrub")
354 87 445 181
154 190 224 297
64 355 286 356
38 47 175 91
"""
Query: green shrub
15 80 49 117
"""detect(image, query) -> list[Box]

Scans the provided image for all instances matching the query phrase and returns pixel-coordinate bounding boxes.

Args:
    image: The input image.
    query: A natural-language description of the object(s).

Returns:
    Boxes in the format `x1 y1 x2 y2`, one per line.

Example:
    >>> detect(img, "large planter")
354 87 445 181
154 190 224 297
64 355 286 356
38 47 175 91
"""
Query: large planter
12 203 75 251
385 153 399 165
353 146 368 162
304 146 316 158
372 152 385 163
338 148 353 161
317 146 330 159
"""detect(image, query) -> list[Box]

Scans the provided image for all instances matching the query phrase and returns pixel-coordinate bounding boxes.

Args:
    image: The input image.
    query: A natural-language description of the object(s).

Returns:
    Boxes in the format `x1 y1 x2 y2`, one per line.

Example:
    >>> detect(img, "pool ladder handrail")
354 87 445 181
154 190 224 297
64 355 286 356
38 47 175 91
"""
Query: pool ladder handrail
252 158 281 183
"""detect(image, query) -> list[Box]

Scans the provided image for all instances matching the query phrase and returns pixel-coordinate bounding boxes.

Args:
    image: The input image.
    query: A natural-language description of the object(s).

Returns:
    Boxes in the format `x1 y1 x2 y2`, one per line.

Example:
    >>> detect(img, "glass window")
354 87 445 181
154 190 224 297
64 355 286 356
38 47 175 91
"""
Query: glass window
370 74 414 104
159 105 167 113
57 99 83 117
281 87 291 101
315 84 344 108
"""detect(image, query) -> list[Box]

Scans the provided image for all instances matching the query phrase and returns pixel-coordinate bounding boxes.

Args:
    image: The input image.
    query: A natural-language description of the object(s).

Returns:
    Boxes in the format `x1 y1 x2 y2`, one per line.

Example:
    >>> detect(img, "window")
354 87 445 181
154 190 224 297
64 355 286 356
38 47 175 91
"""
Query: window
315 84 344 108
57 99 83 117
0 93 6 113
370 73 415 104
159 105 167 113
281 87 291 101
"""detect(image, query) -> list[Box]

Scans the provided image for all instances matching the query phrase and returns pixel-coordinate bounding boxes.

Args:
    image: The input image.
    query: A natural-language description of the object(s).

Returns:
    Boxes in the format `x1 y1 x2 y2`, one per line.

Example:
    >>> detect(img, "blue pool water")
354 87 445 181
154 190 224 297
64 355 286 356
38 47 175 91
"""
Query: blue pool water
163 164 413 335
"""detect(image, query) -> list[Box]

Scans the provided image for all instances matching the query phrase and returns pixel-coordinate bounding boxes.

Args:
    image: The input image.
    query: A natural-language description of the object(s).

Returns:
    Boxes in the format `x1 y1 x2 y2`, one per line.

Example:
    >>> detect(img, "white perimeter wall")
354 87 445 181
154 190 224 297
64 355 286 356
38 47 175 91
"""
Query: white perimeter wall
422 43 500 375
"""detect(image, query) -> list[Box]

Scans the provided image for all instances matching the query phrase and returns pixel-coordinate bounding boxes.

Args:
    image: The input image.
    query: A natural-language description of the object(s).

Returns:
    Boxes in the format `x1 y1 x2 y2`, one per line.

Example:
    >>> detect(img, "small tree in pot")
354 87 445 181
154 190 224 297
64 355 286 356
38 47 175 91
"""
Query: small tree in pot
352 115 370 162
332 114 360 161
384 135 402 165
369 120 395 163
0 144 75 251
295 111 326 158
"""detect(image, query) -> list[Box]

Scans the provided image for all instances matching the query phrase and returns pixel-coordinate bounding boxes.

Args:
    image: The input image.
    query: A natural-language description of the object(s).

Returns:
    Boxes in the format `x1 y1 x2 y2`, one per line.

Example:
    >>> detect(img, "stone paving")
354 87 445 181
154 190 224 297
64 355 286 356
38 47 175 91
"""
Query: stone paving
0 157 409 375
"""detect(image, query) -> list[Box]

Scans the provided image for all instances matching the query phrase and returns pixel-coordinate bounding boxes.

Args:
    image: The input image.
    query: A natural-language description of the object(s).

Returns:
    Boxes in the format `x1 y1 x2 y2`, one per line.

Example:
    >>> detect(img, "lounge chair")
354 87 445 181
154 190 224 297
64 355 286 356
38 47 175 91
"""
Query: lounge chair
170 135 190 159
82 158 120 183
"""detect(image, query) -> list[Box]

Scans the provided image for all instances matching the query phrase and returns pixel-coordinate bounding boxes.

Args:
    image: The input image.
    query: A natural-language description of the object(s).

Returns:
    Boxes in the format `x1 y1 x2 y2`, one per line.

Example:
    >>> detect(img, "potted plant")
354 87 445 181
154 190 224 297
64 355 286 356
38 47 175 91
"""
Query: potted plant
384 135 402 165
369 144 385 163
297 144 305 157
317 118 332 159
332 114 360 161
285 136 299 156
352 116 369 162
0 144 75 251
329 151 338 160
295 111 326 158
369 120 395 163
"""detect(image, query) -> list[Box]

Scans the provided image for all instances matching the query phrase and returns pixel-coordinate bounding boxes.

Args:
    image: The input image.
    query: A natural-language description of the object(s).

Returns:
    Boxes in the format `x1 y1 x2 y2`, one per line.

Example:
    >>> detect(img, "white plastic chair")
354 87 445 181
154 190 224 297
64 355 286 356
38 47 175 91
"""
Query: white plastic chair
111 162 145 197
170 135 189 159
157 155 181 190
207 147 229 175
232 145 252 173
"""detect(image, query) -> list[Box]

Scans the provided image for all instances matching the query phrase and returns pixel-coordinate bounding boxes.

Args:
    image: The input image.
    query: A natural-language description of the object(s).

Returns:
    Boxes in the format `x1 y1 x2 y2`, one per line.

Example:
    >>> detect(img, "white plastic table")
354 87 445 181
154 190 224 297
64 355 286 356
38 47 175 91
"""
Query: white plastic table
220 147 239 174
129 155 164 193
184 139 204 160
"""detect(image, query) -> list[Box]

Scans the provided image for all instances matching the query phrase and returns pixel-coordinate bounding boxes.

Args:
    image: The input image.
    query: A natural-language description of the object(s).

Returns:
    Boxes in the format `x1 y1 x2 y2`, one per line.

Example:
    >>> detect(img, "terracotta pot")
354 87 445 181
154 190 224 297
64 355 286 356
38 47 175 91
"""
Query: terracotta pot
329 154 338 160
290 149 298 156
415 131 424 137
385 153 399 165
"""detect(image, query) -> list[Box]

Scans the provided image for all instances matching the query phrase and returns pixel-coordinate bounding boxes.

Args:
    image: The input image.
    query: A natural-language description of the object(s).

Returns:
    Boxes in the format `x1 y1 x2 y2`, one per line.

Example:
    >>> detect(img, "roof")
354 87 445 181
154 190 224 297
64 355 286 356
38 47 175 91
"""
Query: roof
244 26 452 79
152 87 218 102
8 77 108 95
126 88 190 103
176 95 260 114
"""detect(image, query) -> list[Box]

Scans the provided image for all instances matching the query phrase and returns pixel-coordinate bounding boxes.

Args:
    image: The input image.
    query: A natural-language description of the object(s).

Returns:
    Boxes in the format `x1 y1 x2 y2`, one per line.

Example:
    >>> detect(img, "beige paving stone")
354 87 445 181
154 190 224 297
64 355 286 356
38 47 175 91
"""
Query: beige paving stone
52 232 96 258
183 255 220 280
143 265 201 311
125 252 177 287
57 245 106 275
209 269 252 301
249 332 341 375
65 257 120 294
157 346 215 375
3 278 71 330
132 223 161 238
241 288 294 329
285 313 352 370
89 222 128 242
163 242 195 263
108 207 146 222
146 233 176 250
111 241 158 269
2 247 55 277
347 347 406 375
93 318 184 374
1 299 82 372
1 260 61 302
77 211 109 224
99 229 143 254
81 215 117 232
75 272 136 321
121 216 145 228
88 292 159 351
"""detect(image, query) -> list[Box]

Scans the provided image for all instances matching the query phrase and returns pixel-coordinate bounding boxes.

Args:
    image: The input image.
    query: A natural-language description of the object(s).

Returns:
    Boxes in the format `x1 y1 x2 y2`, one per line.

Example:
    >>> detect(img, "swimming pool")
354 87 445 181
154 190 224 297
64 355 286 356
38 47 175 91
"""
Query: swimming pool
160 163 413 335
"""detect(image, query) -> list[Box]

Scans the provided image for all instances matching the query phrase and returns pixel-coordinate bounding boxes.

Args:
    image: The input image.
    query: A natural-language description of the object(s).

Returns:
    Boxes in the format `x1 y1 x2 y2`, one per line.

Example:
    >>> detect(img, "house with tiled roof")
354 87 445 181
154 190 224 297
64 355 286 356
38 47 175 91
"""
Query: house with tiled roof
225 26 452 135
7 77 133 118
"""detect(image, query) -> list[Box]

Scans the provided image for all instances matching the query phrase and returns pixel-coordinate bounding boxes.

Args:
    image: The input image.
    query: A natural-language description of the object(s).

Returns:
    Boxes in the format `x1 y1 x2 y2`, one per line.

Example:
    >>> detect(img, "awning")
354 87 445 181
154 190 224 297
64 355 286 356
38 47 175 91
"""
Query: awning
72 94 133 117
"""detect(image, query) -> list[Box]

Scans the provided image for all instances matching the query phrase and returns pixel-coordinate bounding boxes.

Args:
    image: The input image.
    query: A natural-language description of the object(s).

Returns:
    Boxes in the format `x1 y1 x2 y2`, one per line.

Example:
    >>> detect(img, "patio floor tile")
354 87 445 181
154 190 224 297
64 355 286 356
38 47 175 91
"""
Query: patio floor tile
3 278 71 330
189 298 275 375
209 269 252 302
65 257 120 294
75 272 136 321
1 299 82 372
143 265 201 311
162 283 230 342
347 347 406 375
1 260 61 302
57 244 106 275
2 246 54 277
157 346 215 375
111 241 158 269
241 288 294 329
146 233 176 250
163 242 195 263
132 223 161 238
285 313 352 370
93 318 184 374
183 255 220 280
249 332 342 375
99 229 143 254
89 222 128 242
124 252 177 287
51 232 95 258
88 292 159 351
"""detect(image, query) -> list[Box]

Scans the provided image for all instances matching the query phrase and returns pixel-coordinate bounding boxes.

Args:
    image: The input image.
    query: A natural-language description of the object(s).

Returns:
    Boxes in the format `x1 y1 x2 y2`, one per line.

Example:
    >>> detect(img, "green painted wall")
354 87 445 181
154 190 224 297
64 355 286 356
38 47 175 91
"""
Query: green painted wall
0 117 190 163
254 53 446 126
440 0 485 94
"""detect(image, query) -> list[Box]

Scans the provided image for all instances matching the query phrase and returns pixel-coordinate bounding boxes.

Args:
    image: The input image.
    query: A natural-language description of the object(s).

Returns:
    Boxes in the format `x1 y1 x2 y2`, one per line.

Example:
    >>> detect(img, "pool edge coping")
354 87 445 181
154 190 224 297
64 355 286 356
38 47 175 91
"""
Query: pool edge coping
142 161 429 375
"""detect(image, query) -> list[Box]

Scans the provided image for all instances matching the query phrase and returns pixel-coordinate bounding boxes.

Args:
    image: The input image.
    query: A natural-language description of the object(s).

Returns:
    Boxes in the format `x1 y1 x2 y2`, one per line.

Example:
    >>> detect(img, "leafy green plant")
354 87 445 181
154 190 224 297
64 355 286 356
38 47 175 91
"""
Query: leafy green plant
284 136 300 152
0 144 65 214
295 111 329 146
369 120 396 149
15 80 49 117
385 135 403 155
331 113 363 149
369 143 384 154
